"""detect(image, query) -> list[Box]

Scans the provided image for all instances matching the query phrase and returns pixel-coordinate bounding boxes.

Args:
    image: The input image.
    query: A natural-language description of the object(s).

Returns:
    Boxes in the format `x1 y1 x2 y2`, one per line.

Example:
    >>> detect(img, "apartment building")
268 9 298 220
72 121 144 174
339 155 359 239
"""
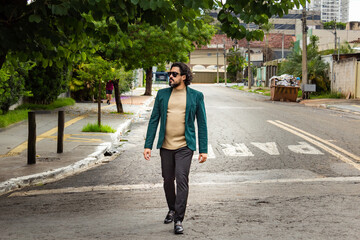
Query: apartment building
308 0 349 22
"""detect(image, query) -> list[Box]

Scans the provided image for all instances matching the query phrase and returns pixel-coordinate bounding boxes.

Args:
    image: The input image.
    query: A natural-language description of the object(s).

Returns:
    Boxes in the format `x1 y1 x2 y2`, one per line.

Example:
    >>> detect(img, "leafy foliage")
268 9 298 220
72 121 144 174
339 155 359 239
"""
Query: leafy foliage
25 64 70 104
216 0 307 41
278 35 330 92
118 21 215 95
227 48 246 82
0 0 215 69
323 21 346 30
0 54 34 114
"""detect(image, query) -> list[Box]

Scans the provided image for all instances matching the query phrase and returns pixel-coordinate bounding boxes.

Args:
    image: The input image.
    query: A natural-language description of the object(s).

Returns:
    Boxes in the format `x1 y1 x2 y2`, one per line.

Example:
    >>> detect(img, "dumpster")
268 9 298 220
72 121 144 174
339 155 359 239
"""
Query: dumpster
271 86 299 102
270 75 300 102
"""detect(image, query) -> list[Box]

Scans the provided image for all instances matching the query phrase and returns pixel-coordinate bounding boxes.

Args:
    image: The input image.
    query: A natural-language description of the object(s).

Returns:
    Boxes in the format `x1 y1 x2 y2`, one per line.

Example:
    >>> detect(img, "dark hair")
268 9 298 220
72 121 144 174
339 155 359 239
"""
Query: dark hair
170 62 192 86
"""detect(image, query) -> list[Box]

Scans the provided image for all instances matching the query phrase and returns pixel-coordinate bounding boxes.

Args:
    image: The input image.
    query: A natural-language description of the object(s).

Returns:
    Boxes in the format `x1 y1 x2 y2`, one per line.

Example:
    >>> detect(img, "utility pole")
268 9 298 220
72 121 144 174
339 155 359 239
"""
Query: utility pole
223 39 227 85
247 23 252 90
337 37 340 61
217 44 219 84
334 18 337 53
301 8 308 99
281 33 285 59
247 40 251 90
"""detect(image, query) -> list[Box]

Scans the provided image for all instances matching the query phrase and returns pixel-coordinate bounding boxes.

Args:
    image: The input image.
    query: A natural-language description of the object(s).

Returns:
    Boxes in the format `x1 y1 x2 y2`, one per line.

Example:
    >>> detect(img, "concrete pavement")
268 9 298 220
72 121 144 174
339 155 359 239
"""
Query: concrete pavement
1 84 359 196
0 87 155 196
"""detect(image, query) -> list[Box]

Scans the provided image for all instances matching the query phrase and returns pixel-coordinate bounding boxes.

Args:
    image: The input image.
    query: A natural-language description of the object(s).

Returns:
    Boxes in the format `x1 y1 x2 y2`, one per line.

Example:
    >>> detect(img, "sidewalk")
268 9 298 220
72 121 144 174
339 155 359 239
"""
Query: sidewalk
299 98 360 115
0 88 155 196
223 83 360 115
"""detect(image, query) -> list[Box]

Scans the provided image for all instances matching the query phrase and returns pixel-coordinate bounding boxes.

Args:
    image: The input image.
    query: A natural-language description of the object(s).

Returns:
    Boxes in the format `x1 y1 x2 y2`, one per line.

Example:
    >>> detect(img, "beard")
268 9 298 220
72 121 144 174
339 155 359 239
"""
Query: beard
169 79 180 88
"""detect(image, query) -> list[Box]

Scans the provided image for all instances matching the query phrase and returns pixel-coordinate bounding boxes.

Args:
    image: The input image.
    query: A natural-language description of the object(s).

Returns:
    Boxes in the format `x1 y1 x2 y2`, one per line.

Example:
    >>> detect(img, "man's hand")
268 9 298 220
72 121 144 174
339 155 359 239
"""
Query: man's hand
143 148 151 160
198 153 207 163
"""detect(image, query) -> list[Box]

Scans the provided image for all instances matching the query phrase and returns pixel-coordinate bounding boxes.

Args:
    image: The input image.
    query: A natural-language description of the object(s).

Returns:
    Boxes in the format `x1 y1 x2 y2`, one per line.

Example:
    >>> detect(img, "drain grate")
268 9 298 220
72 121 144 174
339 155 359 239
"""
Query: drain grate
37 157 61 162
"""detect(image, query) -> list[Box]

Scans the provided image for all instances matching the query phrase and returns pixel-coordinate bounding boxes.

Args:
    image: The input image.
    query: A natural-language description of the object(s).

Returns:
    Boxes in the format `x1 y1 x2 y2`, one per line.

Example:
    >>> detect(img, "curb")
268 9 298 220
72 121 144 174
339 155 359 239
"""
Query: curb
0 94 155 196
0 143 111 196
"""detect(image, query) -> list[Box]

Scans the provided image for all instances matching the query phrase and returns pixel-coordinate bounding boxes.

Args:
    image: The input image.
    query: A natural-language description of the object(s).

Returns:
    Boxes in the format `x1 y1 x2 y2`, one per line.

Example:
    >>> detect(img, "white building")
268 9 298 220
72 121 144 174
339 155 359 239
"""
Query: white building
308 0 349 23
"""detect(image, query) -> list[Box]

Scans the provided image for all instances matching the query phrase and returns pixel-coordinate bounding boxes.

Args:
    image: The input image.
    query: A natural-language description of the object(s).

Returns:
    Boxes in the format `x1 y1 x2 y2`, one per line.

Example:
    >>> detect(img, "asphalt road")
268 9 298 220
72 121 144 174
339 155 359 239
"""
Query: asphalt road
1 85 360 240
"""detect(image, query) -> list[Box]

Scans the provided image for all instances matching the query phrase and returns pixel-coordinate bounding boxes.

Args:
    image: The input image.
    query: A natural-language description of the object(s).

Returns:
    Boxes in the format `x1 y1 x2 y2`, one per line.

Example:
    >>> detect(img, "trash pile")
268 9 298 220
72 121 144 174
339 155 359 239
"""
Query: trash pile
270 74 300 87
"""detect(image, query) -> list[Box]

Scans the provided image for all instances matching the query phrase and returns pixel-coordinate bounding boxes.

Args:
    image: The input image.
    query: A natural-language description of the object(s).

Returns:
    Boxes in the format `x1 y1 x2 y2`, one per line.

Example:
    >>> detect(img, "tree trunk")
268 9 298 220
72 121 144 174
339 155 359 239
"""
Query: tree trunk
113 79 124 113
97 78 101 126
0 53 6 70
144 67 153 96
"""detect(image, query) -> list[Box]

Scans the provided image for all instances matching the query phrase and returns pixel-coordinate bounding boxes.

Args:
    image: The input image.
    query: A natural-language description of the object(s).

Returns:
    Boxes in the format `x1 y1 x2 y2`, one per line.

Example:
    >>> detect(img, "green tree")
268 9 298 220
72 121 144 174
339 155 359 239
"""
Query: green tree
0 0 215 70
26 64 70 104
227 49 246 82
279 35 330 92
216 0 307 41
0 55 33 114
119 21 215 95
324 21 346 30
260 22 275 63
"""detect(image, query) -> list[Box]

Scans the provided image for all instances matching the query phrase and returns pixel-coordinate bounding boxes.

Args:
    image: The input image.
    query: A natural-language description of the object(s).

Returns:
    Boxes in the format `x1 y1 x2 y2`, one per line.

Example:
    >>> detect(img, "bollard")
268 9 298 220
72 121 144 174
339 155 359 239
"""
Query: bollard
27 111 36 164
57 111 64 153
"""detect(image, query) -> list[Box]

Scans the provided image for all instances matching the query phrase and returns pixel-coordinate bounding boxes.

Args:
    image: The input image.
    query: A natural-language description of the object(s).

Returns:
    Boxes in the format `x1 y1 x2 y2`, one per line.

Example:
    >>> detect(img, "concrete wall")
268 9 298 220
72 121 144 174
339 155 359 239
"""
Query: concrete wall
332 57 358 98
190 49 222 66
311 29 360 51
357 63 360 98
192 72 224 83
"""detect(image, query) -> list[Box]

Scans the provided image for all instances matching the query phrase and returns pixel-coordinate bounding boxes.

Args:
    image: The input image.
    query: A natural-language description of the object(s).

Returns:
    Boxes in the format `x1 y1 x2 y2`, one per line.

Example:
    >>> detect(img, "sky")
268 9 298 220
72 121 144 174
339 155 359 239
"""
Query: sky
349 0 360 21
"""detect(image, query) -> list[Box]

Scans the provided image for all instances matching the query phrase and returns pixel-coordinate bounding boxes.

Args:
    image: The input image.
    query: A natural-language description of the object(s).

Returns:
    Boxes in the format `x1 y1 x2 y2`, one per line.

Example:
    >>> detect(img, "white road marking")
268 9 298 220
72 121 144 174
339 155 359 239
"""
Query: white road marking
251 142 280 155
193 144 216 159
221 143 254 157
207 106 263 109
288 141 324 155
9 176 360 197
268 120 360 172
275 120 360 162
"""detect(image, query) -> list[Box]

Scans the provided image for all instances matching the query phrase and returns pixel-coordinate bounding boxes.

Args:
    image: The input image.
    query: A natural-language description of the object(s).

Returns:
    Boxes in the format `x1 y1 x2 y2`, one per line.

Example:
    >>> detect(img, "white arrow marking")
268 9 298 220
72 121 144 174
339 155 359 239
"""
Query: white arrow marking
288 141 324 155
193 144 216 159
221 143 254 157
251 142 280 155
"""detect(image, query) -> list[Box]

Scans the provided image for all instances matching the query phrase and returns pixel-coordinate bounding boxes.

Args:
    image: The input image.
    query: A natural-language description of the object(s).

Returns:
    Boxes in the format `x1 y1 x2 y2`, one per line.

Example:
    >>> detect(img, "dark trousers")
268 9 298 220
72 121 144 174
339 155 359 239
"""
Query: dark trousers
160 146 193 222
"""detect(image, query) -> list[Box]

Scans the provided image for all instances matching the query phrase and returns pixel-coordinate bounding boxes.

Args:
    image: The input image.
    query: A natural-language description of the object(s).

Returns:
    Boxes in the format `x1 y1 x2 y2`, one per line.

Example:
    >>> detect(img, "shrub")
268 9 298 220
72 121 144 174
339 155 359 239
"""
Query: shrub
25 64 69 104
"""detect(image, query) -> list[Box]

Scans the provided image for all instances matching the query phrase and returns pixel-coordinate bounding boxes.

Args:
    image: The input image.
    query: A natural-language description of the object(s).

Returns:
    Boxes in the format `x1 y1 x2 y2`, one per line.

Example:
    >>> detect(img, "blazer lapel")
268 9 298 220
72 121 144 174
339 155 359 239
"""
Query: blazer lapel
185 87 191 121
162 88 172 119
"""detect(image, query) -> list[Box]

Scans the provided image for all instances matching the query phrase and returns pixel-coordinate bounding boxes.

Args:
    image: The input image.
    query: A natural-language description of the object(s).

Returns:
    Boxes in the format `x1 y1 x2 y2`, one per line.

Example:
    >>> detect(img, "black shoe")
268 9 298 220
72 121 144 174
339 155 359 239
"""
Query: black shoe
164 210 175 224
107 100 110 105
174 221 184 234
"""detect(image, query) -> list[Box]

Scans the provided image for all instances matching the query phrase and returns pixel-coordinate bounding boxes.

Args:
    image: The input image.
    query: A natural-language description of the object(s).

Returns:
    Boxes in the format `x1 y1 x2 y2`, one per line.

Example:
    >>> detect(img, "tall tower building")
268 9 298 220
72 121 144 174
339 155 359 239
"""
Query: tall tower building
308 0 349 23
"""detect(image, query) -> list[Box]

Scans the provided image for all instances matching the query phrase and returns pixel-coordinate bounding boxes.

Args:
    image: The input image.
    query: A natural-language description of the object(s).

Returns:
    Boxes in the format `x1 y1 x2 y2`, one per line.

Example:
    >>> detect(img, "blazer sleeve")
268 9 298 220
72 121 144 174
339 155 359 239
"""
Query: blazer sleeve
196 92 208 153
144 93 161 149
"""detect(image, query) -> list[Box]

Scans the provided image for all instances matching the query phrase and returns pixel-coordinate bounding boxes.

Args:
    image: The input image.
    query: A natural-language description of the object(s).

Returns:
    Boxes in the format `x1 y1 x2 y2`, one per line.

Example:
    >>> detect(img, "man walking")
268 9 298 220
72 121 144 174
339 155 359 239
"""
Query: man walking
143 62 208 234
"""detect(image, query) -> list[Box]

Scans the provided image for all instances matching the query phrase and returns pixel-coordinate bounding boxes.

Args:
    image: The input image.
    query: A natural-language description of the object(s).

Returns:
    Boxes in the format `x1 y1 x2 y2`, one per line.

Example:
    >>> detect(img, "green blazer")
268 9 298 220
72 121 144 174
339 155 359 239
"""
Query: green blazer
144 86 208 153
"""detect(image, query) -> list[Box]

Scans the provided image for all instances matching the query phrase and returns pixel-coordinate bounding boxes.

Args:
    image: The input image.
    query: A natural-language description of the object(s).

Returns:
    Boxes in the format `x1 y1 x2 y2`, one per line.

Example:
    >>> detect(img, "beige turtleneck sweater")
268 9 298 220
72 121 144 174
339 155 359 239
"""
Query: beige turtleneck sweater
162 87 187 150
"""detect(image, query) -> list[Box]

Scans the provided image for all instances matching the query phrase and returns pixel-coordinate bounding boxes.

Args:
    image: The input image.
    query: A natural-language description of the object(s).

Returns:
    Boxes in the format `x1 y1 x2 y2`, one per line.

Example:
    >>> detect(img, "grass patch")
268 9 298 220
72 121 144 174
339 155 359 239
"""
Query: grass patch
310 92 343 99
16 98 75 111
0 109 29 128
297 89 302 97
231 85 244 90
82 123 116 133
110 111 134 115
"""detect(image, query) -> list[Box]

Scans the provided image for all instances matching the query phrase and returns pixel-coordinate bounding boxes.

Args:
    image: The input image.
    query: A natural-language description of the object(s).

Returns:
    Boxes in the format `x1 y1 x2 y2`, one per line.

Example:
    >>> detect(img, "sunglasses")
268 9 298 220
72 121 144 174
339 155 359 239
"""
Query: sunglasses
168 71 181 77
